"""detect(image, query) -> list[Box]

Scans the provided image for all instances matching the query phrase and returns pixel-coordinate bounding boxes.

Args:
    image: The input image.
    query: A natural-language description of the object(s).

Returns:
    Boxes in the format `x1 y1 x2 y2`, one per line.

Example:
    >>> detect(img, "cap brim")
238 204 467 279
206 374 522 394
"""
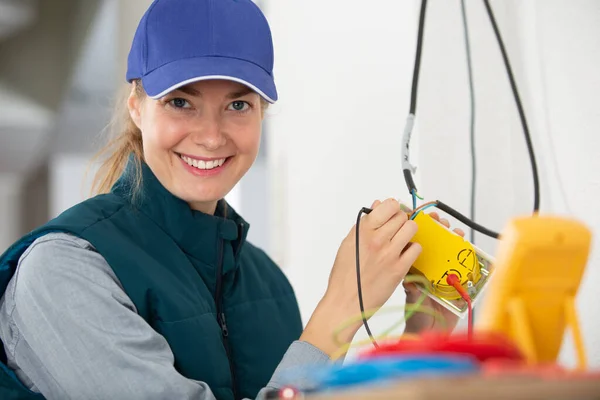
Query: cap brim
142 56 277 103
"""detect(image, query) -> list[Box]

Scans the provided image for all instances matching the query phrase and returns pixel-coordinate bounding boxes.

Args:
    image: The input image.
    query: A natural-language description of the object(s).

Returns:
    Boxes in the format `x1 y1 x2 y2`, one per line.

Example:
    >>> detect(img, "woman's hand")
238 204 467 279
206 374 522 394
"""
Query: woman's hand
300 198 421 357
403 212 464 334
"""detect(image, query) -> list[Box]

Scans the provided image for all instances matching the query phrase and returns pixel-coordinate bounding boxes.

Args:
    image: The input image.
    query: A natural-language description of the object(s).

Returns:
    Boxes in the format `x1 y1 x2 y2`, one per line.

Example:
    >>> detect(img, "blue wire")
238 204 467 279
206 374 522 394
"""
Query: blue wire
410 203 438 220
411 189 417 211
294 355 477 391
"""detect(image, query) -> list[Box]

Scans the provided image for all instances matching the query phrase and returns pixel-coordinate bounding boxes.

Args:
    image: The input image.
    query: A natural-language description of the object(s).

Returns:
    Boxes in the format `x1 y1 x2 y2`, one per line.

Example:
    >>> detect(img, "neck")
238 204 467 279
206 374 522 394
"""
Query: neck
189 200 219 215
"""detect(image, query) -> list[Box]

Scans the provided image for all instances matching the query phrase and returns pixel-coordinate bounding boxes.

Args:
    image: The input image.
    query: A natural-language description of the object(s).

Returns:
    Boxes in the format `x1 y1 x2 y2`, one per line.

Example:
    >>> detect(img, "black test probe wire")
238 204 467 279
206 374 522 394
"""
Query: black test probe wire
355 0 541 348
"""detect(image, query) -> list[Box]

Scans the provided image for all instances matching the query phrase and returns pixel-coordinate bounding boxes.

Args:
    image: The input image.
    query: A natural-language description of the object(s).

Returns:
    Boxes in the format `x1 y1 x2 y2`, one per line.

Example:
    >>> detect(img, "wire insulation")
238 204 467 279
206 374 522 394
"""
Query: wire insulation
331 304 447 361
355 207 378 348
410 0 429 115
460 0 477 244
436 201 500 239
482 0 540 213
410 202 438 220
400 0 542 243
446 274 473 340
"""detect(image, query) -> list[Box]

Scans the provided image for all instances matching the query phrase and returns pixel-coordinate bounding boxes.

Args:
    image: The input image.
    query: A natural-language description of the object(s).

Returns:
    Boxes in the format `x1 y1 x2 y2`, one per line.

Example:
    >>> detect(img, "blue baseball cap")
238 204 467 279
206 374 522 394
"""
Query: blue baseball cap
126 0 277 103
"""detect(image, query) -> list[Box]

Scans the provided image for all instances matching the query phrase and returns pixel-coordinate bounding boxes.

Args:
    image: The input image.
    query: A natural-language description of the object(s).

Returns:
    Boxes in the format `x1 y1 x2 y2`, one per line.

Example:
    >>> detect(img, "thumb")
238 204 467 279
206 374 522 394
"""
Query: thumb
403 281 423 303
402 281 418 292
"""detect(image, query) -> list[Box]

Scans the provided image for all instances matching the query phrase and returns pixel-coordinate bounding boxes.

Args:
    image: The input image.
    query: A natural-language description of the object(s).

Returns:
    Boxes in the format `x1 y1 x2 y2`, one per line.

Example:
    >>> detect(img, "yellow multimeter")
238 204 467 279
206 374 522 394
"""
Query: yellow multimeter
400 203 495 318
475 215 592 368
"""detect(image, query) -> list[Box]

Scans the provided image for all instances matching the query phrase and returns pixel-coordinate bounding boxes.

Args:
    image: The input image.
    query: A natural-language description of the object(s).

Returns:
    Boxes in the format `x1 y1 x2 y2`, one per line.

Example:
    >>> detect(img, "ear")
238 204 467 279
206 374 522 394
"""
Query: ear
127 84 143 129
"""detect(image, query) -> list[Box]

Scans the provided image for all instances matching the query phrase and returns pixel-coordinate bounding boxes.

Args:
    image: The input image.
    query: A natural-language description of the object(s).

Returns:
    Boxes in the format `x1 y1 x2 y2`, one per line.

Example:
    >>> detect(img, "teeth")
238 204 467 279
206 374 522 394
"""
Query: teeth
180 155 226 170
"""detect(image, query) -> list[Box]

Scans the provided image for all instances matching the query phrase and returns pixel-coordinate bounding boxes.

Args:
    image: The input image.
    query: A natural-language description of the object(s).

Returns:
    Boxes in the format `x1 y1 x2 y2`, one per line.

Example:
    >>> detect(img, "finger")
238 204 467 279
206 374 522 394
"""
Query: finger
440 218 450 229
390 220 418 254
370 199 382 209
403 281 422 302
370 210 408 246
454 228 465 237
400 241 417 256
365 198 401 229
429 212 440 221
395 242 422 277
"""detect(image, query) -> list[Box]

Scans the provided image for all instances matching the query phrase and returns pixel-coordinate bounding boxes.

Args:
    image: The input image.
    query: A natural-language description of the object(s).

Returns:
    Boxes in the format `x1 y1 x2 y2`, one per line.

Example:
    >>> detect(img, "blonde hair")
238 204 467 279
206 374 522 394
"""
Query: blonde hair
89 80 269 199
89 80 145 197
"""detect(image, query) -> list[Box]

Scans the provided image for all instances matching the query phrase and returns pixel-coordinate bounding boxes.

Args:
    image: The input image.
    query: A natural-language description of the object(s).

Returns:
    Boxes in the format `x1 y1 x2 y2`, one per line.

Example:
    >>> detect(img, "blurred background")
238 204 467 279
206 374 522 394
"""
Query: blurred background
0 0 598 367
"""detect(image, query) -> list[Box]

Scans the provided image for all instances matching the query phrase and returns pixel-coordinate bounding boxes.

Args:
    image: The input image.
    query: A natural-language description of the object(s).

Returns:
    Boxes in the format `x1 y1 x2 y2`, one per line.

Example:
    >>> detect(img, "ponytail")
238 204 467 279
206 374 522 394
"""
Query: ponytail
89 80 145 197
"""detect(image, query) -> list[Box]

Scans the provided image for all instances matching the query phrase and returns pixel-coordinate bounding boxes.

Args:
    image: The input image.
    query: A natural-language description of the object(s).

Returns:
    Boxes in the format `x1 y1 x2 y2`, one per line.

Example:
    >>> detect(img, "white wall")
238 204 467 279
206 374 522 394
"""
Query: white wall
514 0 600 366
265 0 600 366
264 0 420 345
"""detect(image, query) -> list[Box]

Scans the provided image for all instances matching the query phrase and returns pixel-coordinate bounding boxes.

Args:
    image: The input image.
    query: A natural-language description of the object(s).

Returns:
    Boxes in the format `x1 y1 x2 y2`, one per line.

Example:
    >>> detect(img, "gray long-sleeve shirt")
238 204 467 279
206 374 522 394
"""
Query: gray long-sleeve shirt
0 233 329 400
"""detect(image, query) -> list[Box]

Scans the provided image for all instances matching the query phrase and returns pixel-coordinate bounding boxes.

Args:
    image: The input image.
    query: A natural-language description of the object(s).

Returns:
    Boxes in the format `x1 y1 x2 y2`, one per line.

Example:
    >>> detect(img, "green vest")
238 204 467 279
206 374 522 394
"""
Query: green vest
0 161 303 400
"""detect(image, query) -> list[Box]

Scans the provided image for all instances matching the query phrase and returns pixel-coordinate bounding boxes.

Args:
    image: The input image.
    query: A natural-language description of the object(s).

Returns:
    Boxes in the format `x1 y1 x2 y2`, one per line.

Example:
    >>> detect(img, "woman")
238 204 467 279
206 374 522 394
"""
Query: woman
0 0 461 399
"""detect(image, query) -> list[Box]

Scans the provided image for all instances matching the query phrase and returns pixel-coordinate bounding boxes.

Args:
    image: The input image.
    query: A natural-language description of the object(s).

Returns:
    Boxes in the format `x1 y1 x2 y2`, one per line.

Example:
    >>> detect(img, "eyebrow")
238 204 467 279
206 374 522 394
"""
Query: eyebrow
225 87 254 99
177 86 201 96
174 86 255 99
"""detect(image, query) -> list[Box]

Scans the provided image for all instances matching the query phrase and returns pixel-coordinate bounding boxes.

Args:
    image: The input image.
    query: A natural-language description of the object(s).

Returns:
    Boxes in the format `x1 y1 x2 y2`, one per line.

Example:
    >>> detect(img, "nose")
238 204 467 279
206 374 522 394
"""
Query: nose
190 111 227 150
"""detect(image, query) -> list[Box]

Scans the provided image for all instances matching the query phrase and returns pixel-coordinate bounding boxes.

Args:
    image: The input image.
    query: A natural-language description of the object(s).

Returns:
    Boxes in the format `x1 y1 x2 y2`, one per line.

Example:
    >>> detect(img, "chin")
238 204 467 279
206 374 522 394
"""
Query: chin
180 187 227 207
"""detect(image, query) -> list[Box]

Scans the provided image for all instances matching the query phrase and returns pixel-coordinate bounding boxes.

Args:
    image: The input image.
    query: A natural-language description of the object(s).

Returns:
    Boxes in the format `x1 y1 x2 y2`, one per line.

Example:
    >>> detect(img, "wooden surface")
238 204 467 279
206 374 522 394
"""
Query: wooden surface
305 374 600 400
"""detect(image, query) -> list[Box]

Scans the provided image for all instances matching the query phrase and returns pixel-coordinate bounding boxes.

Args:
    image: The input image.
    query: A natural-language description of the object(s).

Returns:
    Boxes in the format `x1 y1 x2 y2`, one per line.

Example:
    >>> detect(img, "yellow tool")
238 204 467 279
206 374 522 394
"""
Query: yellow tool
475 215 592 368
400 203 495 318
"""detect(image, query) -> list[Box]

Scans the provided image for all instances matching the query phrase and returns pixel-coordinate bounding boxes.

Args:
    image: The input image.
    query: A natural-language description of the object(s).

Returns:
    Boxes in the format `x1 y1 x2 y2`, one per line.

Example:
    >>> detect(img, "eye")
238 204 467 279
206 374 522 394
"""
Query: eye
169 98 191 109
228 101 250 112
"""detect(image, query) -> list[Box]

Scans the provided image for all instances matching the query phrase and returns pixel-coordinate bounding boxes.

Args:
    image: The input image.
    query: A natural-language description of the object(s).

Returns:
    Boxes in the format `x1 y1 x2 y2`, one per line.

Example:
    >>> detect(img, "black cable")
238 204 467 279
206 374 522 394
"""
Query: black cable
353 0 539 352
460 0 477 244
355 207 379 348
403 0 429 195
436 201 499 239
482 0 540 213
409 0 429 115
401 0 540 240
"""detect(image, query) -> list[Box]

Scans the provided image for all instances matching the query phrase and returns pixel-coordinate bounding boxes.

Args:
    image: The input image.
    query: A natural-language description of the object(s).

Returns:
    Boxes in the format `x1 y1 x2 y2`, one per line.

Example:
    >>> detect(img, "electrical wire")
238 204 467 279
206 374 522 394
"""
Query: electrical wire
353 209 448 353
436 201 499 239
482 0 540 213
351 0 542 354
400 0 541 240
410 0 428 116
402 0 429 196
355 207 378 349
354 200 493 356
410 201 438 220
446 274 473 340
460 0 477 244
330 308 437 362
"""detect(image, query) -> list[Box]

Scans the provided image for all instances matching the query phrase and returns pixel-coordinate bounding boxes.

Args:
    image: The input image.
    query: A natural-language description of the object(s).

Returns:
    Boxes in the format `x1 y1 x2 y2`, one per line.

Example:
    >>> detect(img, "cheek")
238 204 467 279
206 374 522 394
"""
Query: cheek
141 107 189 153
229 119 262 155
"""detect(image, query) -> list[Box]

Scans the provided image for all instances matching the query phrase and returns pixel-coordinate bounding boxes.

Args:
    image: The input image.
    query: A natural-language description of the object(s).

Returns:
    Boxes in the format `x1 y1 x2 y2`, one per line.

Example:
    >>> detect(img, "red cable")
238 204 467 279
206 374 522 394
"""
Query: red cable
359 330 524 362
446 274 473 340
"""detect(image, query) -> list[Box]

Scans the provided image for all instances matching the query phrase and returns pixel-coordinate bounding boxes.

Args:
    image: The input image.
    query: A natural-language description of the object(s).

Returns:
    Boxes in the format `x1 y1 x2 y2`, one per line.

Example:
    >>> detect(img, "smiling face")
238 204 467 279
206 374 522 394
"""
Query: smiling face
128 79 264 215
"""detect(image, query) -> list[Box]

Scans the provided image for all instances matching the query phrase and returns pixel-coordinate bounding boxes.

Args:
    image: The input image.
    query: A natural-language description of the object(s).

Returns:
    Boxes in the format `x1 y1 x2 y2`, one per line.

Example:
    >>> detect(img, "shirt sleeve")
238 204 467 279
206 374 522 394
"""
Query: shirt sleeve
0 233 330 400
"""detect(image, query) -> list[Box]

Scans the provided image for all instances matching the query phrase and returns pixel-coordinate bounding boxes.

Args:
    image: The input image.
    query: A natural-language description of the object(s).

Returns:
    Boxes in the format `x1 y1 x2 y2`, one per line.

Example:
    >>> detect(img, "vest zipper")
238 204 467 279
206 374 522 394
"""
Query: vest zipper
215 238 239 399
